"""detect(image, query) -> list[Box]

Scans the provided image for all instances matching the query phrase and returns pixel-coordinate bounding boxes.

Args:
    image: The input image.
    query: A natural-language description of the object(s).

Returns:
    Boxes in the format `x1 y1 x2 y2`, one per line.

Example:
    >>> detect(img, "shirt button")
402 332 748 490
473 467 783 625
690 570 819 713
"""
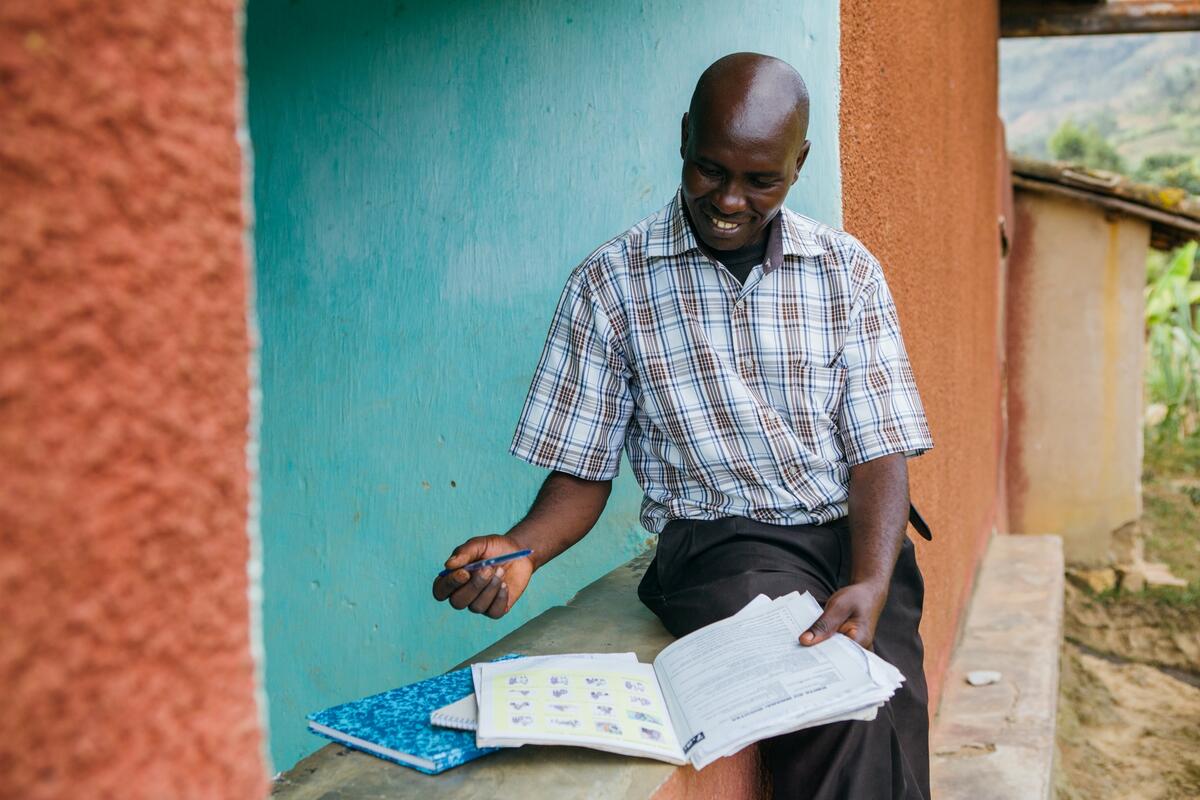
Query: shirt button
743 355 755 371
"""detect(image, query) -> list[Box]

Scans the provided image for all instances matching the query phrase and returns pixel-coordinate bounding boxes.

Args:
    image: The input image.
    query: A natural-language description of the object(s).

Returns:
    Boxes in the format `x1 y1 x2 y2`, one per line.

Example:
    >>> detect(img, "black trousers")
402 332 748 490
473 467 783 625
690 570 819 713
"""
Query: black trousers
637 516 930 800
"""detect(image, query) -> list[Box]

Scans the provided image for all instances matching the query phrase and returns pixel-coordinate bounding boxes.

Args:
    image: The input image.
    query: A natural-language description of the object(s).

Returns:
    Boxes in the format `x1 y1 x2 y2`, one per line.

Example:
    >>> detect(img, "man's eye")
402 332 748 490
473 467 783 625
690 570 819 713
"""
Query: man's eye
753 178 779 189
697 164 722 178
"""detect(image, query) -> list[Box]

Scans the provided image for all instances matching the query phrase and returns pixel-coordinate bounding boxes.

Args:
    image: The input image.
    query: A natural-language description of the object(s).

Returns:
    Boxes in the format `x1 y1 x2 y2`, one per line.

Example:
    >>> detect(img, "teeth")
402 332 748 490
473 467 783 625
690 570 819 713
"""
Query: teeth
710 217 740 231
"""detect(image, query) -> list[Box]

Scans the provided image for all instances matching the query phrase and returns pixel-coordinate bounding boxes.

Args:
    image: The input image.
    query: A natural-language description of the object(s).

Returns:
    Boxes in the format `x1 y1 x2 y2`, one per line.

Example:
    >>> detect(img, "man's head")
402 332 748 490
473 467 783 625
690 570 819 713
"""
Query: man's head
680 53 811 252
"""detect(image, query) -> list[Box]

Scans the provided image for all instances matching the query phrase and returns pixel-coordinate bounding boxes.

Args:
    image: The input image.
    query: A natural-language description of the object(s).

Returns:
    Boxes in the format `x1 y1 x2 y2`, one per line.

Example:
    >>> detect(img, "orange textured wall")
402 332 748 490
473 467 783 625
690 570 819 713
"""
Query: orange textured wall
0 2 266 797
839 2 1003 709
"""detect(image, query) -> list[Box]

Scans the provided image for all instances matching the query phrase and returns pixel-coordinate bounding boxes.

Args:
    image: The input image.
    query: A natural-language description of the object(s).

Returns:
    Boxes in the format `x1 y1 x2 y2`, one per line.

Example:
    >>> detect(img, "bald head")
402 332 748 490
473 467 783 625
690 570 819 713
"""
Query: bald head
687 53 810 154
678 53 812 252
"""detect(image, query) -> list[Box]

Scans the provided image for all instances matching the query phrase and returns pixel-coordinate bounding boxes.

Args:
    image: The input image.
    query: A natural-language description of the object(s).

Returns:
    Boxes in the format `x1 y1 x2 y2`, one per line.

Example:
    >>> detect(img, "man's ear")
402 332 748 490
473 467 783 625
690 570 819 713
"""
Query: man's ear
680 113 690 160
791 139 812 184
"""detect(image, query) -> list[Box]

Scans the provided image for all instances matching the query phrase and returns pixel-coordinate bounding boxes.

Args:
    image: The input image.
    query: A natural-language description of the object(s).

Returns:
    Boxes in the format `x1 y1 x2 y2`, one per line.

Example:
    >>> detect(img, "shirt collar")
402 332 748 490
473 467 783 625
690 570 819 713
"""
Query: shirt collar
648 189 826 270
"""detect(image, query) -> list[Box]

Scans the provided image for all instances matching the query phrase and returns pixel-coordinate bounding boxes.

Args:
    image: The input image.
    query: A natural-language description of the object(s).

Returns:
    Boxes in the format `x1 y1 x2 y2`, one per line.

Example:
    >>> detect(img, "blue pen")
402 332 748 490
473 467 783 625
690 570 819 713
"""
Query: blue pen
438 549 534 578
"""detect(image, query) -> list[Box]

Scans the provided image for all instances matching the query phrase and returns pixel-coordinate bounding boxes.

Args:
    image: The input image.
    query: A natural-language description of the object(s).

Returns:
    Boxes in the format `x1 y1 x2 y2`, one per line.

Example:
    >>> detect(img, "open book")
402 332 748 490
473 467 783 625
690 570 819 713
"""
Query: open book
467 591 905 769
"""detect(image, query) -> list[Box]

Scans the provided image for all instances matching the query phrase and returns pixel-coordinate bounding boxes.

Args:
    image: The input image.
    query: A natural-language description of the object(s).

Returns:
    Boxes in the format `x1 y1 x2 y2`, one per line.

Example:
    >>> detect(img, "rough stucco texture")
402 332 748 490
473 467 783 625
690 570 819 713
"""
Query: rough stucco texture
0 2 266 797
840 1 1003 710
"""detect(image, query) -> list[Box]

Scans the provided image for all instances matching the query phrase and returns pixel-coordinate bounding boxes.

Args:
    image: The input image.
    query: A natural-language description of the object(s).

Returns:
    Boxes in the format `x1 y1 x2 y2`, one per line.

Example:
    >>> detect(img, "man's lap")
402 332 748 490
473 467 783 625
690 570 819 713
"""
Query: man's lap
637 515 930 800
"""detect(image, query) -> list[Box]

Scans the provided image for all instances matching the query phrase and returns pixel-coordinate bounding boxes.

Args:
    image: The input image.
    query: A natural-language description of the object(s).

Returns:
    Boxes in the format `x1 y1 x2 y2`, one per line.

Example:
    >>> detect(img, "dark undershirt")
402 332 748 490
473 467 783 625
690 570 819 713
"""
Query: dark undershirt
711 236 769 285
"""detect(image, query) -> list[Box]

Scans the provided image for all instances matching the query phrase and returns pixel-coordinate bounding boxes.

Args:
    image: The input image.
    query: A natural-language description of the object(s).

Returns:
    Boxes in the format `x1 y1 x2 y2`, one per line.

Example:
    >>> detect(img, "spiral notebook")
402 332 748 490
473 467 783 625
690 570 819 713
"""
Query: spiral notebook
430 694 479 731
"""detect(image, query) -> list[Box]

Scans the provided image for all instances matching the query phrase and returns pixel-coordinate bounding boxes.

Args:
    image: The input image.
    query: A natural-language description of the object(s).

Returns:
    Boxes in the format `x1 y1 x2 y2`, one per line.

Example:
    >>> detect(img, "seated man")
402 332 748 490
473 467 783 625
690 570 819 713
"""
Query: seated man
432 52 933 800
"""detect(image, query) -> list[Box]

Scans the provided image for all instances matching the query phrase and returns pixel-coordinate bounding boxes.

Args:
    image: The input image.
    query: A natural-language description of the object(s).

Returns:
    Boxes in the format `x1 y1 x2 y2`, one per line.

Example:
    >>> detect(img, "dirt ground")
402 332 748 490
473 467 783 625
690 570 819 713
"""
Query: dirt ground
1055 437 1200 800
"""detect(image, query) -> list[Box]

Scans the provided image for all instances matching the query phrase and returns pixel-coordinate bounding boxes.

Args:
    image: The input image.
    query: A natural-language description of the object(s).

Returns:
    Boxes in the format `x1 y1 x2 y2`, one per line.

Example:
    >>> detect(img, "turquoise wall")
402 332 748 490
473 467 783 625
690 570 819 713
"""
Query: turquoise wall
247 0 841 768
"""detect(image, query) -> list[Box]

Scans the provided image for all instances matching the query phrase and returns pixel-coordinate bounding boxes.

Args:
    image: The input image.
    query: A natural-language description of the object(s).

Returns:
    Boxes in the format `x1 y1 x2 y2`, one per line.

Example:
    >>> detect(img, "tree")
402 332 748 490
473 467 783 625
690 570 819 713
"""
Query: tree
1047 119 1126 173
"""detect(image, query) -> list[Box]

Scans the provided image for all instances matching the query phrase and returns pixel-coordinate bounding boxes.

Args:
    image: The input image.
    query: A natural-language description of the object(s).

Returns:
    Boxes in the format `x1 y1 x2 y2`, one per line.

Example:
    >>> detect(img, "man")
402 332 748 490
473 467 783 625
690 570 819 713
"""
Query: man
432 53 933 799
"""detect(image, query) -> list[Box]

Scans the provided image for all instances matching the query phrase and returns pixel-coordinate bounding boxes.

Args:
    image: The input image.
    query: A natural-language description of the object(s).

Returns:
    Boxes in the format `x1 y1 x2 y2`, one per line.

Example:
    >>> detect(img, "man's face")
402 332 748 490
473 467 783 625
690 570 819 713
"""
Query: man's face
680 112 810 251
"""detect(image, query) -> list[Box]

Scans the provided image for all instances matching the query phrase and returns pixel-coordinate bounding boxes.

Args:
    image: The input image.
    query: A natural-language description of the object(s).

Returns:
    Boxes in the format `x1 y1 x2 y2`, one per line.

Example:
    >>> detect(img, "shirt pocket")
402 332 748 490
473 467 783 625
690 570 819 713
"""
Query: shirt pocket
780 362 848 455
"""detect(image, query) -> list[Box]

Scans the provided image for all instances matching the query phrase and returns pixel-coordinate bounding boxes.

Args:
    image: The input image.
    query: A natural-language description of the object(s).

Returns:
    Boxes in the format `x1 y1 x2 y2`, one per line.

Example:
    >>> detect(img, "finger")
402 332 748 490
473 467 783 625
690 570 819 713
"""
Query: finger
842 621 874 650
448 567 494 610
469 574 503 614
800 606 848 646
432 568 473 601
486 583 510 619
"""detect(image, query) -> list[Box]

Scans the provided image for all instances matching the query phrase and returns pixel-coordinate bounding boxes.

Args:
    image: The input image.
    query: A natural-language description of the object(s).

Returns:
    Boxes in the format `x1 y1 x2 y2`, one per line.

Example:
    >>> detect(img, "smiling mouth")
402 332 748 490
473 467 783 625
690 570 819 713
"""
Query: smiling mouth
708 216 745 233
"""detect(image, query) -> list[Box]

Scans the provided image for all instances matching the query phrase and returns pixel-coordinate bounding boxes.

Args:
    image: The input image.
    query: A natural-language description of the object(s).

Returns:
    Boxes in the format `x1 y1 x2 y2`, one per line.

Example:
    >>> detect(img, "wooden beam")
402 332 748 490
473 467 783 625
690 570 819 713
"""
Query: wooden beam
1002 1 1200 37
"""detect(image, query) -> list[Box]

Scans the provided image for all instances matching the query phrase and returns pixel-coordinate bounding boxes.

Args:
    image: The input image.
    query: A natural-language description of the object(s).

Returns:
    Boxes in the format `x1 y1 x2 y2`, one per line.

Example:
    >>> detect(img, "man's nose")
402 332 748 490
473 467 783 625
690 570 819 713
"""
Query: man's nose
712 183 748 216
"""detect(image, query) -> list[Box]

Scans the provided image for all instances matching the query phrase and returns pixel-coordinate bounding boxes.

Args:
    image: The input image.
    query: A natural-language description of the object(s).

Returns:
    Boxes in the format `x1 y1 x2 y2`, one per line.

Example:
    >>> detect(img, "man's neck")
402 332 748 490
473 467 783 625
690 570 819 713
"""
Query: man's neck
683 205 775 284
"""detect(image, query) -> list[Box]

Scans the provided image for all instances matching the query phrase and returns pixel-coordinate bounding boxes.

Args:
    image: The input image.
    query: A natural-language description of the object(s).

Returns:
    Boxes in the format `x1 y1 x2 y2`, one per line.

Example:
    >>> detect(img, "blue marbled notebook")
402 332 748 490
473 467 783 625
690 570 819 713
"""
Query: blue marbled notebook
306 655 519 775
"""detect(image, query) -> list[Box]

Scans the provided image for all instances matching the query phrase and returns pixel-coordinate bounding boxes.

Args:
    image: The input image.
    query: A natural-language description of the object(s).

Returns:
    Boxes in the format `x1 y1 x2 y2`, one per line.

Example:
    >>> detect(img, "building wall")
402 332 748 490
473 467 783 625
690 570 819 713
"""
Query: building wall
1006 191 1147 564
247 0 843 767
0 2 266 798
839 0 1003 708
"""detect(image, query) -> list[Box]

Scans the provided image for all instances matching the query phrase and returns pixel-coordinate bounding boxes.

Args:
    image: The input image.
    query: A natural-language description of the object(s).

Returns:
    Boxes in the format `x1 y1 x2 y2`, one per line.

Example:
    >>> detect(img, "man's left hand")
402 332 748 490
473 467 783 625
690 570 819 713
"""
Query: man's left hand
799 581 888 650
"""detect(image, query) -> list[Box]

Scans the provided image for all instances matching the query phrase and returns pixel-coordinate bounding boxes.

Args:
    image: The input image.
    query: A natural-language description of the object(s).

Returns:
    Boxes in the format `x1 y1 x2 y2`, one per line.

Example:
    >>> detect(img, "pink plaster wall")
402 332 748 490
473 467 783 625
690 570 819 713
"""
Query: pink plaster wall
0 2 267 797
840 1 1004 711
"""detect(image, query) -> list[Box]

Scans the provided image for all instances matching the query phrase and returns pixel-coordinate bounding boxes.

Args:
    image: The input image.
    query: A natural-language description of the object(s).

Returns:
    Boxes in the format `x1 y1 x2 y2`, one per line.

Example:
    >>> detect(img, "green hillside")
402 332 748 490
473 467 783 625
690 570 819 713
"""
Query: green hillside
1001 31 1200 168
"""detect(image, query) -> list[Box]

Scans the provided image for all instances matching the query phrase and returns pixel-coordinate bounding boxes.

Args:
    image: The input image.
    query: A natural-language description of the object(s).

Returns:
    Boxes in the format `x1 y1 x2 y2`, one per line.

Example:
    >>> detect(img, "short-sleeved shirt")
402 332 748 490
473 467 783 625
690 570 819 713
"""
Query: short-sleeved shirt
510 190 933 533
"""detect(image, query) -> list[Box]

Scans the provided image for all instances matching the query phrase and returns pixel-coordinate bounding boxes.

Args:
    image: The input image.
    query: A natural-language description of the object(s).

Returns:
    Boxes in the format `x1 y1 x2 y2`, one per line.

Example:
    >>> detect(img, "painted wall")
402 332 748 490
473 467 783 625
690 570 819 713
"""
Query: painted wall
839 0 1003 709
1006 191 1147 564
0 2 266 797
247 0 842 767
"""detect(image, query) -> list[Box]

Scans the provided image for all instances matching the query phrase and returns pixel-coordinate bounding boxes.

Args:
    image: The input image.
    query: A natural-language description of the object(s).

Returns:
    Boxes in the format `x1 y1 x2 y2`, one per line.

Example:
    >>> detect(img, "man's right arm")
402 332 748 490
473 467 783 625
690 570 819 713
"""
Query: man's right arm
430 470 612 618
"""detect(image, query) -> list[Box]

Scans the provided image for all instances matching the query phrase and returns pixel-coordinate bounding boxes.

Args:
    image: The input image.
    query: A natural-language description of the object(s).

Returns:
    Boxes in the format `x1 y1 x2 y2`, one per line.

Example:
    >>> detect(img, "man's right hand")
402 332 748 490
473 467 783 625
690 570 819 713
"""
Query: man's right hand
431 535 536 619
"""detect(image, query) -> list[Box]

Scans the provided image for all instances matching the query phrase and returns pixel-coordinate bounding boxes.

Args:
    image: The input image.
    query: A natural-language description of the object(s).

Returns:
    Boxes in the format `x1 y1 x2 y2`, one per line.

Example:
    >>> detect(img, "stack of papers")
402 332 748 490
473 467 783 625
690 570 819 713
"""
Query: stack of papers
434 592 905 770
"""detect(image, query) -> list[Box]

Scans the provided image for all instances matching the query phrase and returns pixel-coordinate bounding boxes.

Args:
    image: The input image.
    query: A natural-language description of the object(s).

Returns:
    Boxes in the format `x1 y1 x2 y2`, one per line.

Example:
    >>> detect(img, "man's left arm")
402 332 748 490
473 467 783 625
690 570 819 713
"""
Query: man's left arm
799 241 931 650
799 452 909 649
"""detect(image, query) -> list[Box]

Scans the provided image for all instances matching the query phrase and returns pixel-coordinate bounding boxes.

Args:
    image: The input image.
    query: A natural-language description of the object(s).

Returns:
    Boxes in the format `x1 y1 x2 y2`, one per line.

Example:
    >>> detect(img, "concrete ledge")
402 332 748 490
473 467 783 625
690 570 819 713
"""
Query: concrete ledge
272 554 767 800
930 534 1064 800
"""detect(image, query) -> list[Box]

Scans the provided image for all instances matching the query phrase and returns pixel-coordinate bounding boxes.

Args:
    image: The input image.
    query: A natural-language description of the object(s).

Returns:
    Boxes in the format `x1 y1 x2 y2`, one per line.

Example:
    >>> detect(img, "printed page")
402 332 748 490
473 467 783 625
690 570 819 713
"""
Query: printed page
652 592 895 768
475 654 686 764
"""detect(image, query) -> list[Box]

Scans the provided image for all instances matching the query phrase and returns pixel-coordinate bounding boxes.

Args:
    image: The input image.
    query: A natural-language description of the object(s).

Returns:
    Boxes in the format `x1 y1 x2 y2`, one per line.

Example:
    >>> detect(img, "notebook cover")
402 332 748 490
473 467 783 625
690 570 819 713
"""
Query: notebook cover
306 654 519 775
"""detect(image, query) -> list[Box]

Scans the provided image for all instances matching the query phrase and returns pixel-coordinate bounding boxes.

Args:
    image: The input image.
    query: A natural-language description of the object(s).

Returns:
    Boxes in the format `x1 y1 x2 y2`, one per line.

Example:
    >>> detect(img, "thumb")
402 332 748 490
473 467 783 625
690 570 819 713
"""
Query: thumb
445 537 490 569
800 604 846 646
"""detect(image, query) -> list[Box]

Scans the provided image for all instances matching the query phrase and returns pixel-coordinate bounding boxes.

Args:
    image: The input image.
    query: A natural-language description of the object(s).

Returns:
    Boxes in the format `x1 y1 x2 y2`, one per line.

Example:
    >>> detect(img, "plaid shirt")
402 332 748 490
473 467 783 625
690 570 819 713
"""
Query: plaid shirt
511 191 932 533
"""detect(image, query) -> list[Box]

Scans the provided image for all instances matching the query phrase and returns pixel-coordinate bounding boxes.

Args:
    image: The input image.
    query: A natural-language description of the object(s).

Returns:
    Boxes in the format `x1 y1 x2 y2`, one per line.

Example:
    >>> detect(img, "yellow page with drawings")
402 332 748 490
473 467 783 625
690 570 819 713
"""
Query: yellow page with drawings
475 655 686 763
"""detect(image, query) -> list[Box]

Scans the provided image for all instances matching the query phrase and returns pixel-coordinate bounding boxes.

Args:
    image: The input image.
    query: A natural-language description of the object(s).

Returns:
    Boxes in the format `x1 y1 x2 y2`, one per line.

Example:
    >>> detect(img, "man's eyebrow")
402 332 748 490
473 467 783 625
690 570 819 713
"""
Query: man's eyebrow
692 156 783 179
692 155 724 169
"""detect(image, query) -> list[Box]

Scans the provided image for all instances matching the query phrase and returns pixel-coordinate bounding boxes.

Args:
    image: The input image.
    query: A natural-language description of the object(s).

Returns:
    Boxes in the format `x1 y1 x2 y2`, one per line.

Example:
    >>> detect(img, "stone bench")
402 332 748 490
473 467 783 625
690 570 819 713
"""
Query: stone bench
273 535 1065 800
271 553 768 800
929 535 1064 800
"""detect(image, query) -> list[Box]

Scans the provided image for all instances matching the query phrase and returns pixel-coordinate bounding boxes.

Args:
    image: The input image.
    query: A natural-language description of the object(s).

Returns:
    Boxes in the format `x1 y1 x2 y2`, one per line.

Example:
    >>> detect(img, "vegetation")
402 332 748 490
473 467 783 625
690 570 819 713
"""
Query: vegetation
1135 152 1200 196
1002 32 1200 192
1144 242 1200 442
1045 118 1200 195
1141 243 1200 603
1047 119 1126 173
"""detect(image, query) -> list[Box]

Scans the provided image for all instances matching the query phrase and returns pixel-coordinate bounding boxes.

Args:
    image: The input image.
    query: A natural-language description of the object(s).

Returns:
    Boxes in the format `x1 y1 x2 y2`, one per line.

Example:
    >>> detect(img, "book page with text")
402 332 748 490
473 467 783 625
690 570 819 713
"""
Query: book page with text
652 592 887 768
